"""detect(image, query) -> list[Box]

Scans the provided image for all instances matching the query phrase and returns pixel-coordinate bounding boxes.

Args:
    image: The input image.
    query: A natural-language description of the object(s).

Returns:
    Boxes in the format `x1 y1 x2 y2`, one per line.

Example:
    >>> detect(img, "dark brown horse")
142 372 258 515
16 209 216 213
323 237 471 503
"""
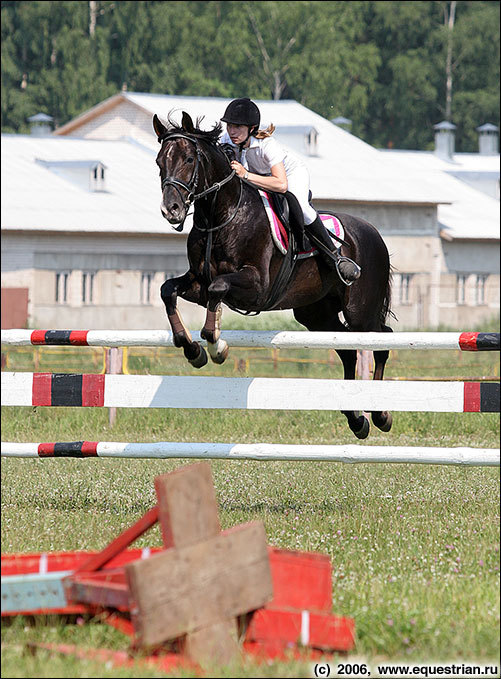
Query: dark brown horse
153 112 394 439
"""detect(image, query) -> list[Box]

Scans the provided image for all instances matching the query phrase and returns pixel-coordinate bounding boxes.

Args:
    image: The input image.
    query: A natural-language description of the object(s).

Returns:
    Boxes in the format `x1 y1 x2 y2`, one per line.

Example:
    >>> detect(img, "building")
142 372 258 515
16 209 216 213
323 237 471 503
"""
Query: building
1 134 187 328
1 92 499 330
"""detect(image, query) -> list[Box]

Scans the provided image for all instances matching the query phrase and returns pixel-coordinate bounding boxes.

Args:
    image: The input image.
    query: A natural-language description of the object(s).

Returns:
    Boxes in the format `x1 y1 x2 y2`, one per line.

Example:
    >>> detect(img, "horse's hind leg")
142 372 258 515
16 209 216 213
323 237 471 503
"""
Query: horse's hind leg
161 272 208 368
293 302 370 440
337 349 371 439
370 324 393 432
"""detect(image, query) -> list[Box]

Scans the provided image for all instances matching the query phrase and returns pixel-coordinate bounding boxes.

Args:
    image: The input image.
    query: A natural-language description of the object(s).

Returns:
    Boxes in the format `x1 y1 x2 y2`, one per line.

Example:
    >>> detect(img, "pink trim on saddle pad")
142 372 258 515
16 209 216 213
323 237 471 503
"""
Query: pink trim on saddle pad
259 190 289 255
320 214 344 241
299 214 345 258
259 191 345 257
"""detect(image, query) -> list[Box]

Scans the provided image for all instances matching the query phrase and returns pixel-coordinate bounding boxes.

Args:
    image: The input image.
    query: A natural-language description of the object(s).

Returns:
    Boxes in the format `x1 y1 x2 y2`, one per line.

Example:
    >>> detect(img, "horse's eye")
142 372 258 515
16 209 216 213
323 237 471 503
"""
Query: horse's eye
186 157 194 164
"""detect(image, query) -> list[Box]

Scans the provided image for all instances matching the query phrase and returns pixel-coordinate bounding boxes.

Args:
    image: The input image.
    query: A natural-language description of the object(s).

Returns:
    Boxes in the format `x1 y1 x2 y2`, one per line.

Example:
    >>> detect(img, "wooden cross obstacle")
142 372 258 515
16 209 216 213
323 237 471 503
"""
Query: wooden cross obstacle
1 462 355 669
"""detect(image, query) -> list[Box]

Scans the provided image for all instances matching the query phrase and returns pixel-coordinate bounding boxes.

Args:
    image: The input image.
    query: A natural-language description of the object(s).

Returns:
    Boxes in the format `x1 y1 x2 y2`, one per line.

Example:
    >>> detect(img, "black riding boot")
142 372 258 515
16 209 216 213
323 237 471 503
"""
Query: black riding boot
305 216 361 284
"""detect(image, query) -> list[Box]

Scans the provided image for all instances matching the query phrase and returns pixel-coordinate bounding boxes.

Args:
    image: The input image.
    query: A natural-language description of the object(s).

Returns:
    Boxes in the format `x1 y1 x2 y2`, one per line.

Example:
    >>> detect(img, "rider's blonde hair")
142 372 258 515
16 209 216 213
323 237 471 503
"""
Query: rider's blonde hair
254 123 275 139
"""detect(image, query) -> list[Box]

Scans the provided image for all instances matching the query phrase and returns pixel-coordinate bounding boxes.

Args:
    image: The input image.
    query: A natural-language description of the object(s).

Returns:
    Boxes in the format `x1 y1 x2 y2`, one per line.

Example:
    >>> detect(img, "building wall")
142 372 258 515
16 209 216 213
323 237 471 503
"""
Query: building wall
3 216 498 332
1 230 207 329
69 101 156 147
1 288 29 328
313 201 499 328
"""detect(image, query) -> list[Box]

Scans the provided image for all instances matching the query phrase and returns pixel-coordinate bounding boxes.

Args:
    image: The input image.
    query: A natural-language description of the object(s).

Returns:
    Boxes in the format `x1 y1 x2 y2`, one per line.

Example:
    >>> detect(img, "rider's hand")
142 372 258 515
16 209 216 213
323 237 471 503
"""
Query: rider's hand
230 160 247 178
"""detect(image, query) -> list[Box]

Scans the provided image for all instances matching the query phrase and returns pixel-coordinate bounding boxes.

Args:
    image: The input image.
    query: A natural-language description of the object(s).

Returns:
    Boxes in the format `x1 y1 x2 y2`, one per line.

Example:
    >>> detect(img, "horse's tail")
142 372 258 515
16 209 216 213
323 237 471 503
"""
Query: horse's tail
381 265 397 325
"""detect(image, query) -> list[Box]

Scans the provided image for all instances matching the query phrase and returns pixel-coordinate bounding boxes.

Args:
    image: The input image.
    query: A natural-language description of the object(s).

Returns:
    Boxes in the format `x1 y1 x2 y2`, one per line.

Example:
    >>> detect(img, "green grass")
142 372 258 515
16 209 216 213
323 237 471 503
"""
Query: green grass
1 328 500 678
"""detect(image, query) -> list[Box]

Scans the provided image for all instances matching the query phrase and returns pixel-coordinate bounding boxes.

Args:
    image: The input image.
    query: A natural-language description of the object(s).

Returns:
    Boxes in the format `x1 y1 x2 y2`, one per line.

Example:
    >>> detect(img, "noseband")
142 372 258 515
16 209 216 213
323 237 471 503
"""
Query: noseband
159 133 238 232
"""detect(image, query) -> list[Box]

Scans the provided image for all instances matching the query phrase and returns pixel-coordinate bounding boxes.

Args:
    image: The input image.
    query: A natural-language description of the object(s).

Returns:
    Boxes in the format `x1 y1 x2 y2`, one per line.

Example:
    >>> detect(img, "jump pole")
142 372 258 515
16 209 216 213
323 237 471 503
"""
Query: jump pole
2 373 499 412
1 441 499 467
2 330 499 351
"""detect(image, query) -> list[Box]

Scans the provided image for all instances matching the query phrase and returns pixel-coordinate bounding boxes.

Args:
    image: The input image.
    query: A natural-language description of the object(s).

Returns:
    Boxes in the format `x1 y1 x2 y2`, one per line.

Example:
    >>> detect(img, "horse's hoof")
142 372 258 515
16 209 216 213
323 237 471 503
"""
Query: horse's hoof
188 344 208 369
208 339 229 365
352 416 370 440
372 411 393 432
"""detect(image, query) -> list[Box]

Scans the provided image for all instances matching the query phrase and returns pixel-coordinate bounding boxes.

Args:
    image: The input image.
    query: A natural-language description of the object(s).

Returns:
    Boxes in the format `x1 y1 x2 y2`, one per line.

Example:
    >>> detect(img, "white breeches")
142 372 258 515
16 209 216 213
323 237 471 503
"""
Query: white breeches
285 165 318 225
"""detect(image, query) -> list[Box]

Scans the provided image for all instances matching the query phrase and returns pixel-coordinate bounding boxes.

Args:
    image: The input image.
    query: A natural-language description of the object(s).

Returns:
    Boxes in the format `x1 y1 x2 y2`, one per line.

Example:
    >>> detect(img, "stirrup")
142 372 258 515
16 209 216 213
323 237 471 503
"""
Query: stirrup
335 257 361 286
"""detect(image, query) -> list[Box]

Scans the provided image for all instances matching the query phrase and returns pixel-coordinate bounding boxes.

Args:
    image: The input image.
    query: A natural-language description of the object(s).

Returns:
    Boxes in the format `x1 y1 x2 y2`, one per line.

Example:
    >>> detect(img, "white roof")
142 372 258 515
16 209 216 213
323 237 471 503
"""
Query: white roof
381 148 499 176
2 92 498 242
82 92 454 205
381 149 500 240
1 134 171 234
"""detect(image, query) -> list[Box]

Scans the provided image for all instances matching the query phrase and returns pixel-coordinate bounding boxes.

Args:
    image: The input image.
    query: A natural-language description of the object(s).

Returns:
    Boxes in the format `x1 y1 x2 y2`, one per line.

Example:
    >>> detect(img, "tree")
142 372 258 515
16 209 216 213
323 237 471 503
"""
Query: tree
1 0 499 150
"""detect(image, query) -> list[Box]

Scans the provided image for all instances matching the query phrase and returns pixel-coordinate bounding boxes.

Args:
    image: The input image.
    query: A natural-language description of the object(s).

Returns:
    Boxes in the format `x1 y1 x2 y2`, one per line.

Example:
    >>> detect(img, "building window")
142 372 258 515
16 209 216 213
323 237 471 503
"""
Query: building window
141 272 154 305
55 271 70 304
475 274 487 306
457 274 467 305
90 162 106 192
399 273 413 305
82 272 96 305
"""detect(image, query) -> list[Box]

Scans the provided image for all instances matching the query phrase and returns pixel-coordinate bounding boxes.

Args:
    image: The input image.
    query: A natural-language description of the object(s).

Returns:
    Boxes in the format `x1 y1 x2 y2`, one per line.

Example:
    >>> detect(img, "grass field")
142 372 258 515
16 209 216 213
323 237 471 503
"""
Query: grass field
1 316 499 678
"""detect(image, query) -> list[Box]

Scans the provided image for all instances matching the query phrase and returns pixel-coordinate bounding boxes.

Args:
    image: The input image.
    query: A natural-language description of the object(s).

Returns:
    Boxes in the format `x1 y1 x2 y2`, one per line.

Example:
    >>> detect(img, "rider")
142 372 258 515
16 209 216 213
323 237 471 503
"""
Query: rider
220 97 361 283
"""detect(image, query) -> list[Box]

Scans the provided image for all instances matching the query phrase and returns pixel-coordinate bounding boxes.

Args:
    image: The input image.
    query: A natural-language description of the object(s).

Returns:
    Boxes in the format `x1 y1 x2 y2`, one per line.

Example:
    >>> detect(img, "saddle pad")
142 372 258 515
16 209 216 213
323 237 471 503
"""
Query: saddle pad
260 190 289 255
259 190 345 256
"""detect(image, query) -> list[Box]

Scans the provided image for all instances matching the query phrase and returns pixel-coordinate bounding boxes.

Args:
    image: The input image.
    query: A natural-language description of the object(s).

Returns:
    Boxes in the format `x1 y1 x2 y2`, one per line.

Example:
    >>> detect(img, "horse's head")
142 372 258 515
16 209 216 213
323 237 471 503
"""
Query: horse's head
153 112 226 230
153 112 201 227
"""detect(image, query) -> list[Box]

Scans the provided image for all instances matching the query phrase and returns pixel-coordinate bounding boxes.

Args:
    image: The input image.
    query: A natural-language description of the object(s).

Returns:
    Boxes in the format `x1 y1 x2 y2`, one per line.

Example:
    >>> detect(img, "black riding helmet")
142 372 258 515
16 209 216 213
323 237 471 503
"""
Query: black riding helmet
221 98 261 134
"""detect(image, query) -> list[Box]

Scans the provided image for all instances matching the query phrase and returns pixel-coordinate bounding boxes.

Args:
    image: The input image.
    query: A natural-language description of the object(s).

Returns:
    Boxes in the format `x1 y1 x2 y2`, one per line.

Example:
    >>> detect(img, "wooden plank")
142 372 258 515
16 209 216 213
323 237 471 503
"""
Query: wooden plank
73 506 159 573
64 577 129 610
181 618 240 667
1 571 75 614
155 463 239 663
245 608 355 651
126 521 272 647
26 642 196 673
268 548 332 613
1 548 162 577
154 463 220 549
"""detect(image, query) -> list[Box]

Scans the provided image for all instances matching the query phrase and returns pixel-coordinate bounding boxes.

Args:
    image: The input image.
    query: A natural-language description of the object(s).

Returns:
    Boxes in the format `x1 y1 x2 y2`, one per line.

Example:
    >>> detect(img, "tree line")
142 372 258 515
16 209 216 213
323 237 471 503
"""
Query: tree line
1 0 499 151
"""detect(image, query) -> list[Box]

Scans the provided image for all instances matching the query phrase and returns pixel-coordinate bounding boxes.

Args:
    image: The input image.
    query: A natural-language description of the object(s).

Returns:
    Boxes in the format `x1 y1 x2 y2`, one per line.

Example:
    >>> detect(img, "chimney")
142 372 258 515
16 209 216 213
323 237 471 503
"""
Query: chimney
433 120 456 160
331 116 352 132
27 113 53 136
476 123 499 155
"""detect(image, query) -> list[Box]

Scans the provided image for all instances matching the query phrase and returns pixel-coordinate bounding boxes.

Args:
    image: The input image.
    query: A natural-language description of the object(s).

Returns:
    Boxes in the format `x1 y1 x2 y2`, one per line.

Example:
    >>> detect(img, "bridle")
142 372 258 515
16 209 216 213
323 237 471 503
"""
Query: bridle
158 132 241 233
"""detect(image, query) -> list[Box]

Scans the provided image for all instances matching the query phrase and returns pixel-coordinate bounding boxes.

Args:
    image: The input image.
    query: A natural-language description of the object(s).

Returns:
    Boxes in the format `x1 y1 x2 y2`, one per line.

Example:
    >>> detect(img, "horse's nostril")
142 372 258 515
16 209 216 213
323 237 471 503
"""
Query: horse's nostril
171 203 180 213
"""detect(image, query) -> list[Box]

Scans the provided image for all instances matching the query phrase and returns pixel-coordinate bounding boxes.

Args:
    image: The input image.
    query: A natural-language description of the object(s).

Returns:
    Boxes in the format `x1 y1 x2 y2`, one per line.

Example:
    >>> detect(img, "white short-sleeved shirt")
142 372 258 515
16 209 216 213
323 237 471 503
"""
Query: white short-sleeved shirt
220 131 304 176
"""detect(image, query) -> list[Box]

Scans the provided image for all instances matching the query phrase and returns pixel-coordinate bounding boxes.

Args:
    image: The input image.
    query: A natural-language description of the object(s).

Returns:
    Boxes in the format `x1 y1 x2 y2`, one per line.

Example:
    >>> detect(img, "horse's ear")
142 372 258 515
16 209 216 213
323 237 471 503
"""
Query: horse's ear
153 114 167 142
181 111 195 133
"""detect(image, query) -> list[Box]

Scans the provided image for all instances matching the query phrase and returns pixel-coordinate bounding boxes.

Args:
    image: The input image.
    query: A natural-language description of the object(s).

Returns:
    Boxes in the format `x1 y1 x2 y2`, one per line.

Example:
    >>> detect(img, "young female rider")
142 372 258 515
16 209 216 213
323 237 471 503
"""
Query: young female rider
220 98 360 283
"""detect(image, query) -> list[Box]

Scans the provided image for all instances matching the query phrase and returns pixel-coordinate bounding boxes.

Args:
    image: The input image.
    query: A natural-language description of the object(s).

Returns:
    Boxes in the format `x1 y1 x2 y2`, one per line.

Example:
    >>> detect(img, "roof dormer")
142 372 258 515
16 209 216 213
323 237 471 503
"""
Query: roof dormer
274 125 319 157
35 159 108 192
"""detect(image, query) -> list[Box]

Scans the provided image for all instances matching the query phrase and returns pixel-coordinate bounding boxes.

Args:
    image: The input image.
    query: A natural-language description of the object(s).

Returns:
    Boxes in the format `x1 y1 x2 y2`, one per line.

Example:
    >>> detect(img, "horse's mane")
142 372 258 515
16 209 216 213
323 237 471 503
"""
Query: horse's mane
165 112 222 146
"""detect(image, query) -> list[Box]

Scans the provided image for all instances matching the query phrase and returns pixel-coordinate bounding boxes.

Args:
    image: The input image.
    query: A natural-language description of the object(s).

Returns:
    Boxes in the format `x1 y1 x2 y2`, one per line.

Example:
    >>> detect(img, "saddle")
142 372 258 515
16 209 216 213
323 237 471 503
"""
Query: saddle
256 189 349 312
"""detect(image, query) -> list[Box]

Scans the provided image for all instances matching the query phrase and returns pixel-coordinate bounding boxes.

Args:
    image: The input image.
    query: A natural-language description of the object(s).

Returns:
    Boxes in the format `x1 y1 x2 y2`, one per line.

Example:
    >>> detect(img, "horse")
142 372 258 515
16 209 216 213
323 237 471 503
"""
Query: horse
153 111 394 439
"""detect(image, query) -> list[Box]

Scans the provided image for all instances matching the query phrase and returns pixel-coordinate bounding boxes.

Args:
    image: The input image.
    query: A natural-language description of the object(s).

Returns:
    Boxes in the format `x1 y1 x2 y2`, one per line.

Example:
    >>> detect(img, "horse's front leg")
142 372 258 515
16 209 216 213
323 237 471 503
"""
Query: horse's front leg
200 267 264 364
160 272 208 369
200 303 228 364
